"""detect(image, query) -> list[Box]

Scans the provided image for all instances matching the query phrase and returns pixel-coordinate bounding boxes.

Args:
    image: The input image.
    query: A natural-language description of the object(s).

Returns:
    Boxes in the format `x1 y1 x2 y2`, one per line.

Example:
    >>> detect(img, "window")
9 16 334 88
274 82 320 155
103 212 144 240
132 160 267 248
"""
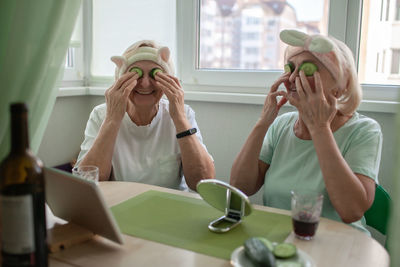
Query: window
391 49 400 74
62 3 83 83
60 0 400 104
177 0 400 102
178 0 335 90
359 0 400 84
386 0 390 21
397 0 400 20
91 0 176 79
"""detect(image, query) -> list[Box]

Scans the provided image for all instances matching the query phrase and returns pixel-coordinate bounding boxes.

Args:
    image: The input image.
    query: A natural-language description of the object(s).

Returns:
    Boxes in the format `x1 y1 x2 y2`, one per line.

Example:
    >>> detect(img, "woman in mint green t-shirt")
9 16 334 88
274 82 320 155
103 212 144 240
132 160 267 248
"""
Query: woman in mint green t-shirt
230 29 382 234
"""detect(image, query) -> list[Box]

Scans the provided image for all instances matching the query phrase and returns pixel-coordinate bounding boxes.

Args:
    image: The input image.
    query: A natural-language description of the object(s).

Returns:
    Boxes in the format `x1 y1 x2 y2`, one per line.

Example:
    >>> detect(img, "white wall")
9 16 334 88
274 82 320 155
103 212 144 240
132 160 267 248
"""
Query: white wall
37 95 100 167
39 95 397 206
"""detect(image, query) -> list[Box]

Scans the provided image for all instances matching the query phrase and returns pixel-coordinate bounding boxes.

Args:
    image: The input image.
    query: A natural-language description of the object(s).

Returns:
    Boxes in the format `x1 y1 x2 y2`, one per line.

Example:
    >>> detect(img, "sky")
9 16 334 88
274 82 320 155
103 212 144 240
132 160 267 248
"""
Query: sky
287 0 325 21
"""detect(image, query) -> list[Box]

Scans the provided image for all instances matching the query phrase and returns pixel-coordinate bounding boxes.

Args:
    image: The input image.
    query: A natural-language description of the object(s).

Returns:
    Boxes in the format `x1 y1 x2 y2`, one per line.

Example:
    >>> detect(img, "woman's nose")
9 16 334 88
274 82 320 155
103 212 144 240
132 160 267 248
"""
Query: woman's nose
138 74 151 88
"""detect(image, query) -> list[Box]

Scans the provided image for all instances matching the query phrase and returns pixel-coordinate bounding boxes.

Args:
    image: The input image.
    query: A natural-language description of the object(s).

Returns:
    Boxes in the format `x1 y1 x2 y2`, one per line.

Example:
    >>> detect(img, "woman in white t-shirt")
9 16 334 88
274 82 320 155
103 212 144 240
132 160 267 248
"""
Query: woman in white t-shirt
230 30 382 233
76 40 215 190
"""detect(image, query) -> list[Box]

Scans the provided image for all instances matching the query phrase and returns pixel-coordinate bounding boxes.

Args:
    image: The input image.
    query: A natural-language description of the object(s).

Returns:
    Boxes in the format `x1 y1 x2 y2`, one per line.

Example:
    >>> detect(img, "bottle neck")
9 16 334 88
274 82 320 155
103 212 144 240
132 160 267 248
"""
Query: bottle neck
11 111 30 153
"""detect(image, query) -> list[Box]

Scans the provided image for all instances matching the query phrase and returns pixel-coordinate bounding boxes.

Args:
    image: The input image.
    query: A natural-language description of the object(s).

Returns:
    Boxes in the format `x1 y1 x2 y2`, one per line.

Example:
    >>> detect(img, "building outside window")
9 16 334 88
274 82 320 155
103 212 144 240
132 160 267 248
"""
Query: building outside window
198 0 328 71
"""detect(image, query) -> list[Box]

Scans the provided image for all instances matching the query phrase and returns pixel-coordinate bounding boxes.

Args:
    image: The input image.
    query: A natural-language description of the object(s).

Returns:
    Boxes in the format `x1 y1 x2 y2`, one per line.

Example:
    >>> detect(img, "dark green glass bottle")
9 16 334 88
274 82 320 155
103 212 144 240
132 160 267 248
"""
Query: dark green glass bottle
0 103 48 267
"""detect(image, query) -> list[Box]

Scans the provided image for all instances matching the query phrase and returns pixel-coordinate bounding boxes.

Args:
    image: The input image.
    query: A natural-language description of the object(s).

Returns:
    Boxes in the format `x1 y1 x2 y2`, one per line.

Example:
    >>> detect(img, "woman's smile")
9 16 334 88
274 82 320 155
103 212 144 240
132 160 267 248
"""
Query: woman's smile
134 89 155 95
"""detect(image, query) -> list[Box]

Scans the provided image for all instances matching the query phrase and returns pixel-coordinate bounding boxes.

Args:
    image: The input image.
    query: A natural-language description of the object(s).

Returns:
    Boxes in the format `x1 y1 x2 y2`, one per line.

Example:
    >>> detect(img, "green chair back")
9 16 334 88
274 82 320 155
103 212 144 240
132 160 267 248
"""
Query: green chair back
364 184 391 235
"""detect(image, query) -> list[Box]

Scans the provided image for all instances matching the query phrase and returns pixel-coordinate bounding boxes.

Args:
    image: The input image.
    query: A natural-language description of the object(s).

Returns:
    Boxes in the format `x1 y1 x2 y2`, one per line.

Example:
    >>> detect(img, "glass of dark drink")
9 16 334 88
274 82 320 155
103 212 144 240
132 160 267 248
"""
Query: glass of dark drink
291 190 323 240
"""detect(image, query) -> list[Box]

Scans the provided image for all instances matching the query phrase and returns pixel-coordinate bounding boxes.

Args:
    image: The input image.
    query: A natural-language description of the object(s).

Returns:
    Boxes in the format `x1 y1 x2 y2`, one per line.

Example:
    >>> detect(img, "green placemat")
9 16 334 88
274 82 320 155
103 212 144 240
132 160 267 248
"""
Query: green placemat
111 190 292 260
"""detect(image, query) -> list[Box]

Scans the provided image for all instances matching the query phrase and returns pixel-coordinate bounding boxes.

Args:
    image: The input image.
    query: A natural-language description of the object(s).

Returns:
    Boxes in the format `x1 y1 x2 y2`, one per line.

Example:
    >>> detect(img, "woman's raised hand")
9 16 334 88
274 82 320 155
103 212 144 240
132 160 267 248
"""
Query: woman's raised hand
260 73 289 125
290 71 337 133
154 73 186 123
104 72 139 122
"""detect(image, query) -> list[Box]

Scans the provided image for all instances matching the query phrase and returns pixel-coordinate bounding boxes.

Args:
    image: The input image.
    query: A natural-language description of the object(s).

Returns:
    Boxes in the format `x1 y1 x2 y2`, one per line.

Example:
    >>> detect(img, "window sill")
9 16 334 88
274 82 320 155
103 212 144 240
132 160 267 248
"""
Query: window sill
57 87 399 114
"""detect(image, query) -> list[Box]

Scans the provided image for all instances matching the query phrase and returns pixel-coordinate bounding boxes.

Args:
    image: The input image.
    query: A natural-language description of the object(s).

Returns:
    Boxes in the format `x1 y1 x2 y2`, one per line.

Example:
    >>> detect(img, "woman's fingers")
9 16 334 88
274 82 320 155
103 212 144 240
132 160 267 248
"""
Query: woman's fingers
299 71 313 96
295 77 306 100
277 96 288 108
119 73 139 91
313 71 324 96
270 72 290 93
267 91 287 108
155 77 174 91
168 74 181 87
155 74 184 102
123 80 137 97
156 73 180 89
114 72 137 90
156 81 171 96
327 89 337 107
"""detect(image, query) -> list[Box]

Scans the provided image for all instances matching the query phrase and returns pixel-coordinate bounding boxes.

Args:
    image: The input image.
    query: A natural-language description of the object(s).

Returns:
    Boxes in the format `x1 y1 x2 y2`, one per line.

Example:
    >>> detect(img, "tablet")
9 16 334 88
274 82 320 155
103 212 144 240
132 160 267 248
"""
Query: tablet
44 167 124 244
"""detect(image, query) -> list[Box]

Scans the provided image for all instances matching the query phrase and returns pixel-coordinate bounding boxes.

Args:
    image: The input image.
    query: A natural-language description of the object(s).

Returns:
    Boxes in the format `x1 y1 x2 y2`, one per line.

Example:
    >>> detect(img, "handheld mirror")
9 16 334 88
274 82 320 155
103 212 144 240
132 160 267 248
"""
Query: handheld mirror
197 179 252 233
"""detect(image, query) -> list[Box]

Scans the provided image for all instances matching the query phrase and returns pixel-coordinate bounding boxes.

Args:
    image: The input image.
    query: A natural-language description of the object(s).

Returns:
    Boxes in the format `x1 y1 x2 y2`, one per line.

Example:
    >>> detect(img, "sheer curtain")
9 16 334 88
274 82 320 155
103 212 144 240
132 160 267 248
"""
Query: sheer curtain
0 0 81 160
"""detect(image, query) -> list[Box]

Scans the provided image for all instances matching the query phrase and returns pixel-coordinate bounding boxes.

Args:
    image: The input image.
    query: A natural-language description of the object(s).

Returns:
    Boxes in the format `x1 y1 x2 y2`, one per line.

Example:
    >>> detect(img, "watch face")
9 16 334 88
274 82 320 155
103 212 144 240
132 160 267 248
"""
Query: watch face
190 128 197 134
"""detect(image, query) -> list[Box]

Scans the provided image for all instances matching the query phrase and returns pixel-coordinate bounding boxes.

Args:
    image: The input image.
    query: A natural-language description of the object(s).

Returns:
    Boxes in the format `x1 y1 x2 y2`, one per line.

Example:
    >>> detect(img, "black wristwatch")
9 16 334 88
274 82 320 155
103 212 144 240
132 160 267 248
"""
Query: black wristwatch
176 128 197 139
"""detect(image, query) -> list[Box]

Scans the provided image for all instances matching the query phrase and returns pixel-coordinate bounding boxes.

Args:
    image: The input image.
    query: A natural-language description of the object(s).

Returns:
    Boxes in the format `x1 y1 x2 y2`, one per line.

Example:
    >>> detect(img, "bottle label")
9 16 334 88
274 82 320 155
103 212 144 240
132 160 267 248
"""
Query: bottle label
0 194 35 254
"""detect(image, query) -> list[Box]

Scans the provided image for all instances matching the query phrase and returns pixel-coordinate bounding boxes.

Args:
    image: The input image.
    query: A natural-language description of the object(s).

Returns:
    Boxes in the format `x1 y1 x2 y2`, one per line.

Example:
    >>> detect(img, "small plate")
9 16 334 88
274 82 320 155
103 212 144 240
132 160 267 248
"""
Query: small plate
230 245 315 267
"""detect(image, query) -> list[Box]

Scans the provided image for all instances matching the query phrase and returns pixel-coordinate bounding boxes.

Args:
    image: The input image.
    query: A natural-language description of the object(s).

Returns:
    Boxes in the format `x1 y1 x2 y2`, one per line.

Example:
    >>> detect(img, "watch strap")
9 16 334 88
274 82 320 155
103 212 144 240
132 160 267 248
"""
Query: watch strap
176 128 197 139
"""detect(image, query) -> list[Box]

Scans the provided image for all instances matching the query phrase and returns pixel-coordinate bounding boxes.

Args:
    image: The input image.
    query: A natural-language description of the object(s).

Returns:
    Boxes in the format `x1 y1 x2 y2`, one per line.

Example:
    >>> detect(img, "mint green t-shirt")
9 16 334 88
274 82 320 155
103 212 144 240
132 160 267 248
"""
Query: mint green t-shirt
259 112 383 234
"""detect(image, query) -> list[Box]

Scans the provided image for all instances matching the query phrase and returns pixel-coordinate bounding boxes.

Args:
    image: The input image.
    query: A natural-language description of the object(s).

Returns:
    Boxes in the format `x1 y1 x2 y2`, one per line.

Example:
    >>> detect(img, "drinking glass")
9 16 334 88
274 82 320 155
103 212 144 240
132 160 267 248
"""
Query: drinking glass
291 190 324 240
72 165 99 185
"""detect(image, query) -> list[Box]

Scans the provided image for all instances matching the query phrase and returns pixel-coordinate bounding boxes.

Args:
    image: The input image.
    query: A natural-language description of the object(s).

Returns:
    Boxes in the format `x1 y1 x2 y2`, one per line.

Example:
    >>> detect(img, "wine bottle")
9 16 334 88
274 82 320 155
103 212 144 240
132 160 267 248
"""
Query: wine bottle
0 103 48 267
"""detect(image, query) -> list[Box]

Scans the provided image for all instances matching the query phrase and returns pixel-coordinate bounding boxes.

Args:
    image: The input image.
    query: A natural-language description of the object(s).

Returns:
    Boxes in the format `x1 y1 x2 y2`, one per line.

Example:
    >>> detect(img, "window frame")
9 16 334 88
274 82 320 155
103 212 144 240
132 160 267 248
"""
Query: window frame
59 2 85 88
176 0 400 103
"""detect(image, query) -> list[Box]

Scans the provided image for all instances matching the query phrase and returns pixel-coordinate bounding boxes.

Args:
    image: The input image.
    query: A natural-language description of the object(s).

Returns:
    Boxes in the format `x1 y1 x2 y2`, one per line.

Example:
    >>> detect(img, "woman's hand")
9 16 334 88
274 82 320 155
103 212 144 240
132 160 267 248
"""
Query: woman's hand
289 71 337 133
259 73 289 125
155 73 186 124
104 72 139 122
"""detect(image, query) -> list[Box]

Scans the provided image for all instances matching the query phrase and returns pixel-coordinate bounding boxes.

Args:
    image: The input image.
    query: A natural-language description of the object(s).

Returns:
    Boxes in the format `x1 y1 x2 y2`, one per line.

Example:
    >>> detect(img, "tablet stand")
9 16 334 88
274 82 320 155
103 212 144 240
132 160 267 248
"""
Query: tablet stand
47 222 94 253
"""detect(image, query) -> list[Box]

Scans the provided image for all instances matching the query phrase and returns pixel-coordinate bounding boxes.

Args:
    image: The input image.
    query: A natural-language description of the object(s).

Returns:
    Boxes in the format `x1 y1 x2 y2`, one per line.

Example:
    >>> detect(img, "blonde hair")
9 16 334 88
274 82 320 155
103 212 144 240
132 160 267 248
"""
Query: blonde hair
330 37 362 115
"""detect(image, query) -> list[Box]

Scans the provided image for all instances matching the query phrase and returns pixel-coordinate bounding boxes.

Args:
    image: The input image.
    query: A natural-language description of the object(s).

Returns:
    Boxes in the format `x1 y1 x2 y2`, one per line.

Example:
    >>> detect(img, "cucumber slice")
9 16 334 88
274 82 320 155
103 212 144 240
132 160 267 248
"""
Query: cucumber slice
244 237 277 267
299 62 318 76
273 243 297 259
150 68 163 79
129 67 143 78
284 63 294 73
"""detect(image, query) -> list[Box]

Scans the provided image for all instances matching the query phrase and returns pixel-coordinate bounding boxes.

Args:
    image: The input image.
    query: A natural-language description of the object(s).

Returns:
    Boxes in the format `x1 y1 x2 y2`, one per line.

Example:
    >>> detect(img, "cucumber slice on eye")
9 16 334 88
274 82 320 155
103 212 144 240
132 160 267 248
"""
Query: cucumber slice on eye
273 243 297 259
150 68 163 79
284 62 294 73
129 67 143 78
299 62 318 76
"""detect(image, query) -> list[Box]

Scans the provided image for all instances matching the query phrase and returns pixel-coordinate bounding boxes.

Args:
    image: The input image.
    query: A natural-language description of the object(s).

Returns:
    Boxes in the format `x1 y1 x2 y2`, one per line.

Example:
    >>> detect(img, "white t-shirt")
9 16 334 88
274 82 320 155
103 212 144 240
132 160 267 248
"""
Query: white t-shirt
76 99 212 190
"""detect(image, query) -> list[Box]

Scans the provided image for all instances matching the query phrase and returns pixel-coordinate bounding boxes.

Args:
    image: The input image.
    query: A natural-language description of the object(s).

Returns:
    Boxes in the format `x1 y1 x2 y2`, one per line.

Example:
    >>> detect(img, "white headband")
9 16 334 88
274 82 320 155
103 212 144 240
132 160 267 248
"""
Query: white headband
111 41 174 79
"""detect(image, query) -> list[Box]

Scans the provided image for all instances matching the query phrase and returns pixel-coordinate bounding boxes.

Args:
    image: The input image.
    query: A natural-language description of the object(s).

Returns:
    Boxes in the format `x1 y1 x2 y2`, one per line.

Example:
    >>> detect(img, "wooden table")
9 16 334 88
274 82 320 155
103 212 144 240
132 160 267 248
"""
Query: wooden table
49 181 390 267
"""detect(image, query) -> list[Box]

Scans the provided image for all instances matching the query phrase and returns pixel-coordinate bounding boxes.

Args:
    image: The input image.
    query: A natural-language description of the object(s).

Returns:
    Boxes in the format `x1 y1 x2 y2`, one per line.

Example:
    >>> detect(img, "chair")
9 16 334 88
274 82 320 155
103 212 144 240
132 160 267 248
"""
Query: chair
364 184 391 235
